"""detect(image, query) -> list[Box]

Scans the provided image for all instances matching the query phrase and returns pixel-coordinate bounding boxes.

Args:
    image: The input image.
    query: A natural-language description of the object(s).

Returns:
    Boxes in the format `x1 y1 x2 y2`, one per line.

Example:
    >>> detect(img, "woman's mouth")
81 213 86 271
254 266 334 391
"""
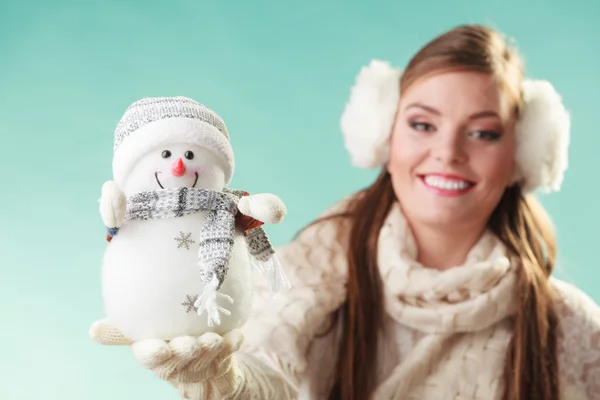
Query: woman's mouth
419 173 476 196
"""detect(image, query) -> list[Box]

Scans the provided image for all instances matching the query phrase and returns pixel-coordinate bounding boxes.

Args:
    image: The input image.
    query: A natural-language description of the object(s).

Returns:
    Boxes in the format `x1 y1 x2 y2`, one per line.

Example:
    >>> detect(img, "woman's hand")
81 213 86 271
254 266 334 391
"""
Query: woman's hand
89 319 244 400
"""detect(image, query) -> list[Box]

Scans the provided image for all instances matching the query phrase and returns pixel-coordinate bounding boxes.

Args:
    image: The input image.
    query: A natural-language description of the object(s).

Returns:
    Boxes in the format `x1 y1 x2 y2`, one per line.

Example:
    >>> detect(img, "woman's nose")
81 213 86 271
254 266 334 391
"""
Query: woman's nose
432 132 468 164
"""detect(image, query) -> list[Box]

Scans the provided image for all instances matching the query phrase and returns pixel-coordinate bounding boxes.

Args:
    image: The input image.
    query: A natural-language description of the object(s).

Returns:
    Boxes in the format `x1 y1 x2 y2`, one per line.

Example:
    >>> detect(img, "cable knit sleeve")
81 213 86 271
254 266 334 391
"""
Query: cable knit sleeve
236 198 352 397
551 277 600 399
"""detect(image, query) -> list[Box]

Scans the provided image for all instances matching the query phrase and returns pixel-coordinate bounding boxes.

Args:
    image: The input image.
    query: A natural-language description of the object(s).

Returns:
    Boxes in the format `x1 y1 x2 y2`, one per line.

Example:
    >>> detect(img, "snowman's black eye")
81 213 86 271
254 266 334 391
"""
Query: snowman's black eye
184 151 194 160
161 150 171 159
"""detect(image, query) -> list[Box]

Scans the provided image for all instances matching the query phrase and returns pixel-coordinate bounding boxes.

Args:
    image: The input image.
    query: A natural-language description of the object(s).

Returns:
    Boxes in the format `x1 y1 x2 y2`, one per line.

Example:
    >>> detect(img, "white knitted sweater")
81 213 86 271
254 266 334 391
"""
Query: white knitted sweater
236 198 600 400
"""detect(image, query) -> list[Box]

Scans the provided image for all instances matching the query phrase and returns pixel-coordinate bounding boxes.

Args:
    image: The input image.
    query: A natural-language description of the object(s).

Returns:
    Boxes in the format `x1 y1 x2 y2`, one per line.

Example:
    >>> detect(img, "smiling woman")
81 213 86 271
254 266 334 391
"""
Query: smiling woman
388 70 518 268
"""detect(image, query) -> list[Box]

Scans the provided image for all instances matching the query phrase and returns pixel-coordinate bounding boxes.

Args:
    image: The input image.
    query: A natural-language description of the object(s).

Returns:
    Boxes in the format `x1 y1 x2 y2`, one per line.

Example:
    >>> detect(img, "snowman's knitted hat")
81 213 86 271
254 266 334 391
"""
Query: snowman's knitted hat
111 96 234 186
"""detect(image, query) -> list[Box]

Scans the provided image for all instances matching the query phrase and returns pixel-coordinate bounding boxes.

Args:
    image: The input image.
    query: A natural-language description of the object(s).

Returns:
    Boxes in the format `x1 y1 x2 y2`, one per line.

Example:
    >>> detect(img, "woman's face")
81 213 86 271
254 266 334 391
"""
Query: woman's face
387 70 516 233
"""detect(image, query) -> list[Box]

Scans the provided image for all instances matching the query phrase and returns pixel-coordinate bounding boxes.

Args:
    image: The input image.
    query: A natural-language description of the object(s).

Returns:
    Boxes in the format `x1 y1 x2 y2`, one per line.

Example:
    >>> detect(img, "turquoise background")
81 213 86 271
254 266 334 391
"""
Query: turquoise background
1 0 598 398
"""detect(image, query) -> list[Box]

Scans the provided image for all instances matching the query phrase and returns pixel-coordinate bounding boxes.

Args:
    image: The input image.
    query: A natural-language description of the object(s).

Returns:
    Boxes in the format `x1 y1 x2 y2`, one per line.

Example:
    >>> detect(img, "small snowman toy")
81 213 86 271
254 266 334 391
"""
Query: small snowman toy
94 96 290 342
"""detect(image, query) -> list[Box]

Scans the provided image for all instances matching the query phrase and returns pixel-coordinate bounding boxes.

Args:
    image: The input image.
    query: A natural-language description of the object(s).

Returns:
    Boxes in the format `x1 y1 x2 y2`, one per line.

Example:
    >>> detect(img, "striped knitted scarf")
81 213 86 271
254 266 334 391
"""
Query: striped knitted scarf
123 187 276 291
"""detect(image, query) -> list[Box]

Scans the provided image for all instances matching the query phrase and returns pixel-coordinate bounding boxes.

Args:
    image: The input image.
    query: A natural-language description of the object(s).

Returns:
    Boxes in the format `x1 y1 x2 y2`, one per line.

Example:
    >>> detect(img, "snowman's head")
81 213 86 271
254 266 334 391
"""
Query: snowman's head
111 97 235 195
121 143 227 194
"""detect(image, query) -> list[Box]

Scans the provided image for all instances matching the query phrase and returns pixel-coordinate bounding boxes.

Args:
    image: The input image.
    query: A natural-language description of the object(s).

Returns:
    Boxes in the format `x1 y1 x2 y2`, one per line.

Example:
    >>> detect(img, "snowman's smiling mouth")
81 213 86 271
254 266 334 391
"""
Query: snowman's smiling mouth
155 172 199 189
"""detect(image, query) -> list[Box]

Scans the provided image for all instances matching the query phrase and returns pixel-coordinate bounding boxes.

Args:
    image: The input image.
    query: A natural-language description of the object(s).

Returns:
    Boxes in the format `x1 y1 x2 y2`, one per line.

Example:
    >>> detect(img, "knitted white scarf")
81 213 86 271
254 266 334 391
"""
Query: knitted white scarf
373 202 518 399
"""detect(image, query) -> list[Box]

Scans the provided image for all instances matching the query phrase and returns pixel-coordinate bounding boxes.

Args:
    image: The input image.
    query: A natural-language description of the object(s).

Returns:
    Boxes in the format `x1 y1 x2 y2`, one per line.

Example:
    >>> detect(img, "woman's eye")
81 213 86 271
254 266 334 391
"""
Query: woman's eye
472 131 502 141
409 121 434 132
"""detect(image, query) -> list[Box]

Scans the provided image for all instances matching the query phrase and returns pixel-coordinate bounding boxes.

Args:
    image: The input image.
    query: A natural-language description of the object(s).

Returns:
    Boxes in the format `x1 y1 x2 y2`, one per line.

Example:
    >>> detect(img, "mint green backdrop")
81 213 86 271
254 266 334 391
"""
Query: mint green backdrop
1 0 598 398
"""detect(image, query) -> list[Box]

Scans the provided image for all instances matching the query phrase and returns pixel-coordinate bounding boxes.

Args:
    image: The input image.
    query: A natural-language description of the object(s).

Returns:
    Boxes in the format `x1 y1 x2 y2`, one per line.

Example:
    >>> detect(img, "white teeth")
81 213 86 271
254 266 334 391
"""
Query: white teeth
423 175 472 191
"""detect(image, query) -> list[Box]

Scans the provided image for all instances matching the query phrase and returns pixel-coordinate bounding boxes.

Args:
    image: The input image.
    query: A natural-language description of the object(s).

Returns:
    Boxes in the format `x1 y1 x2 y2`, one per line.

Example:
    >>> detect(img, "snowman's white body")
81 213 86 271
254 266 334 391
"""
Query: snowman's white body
101 209 253 341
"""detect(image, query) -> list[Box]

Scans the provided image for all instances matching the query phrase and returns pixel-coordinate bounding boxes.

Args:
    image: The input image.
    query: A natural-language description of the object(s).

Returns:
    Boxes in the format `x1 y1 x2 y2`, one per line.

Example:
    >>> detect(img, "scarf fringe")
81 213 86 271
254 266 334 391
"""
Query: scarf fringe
193 275 235 327
251 254 292 294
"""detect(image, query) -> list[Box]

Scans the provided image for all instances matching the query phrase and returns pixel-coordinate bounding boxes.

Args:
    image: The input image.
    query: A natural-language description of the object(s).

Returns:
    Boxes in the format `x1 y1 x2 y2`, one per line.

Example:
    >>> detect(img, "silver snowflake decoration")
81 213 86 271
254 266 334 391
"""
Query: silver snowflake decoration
174 231 195 250
182 294 199 313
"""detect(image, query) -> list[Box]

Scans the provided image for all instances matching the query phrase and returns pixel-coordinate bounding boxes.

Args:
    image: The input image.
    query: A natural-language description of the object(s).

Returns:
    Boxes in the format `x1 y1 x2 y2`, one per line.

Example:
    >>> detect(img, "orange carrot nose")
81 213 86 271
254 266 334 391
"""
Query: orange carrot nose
171 158 186 176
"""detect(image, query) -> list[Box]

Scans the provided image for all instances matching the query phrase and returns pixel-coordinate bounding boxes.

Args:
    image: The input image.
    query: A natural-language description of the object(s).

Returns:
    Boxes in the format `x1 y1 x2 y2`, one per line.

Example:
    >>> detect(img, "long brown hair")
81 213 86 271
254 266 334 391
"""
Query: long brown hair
317 25 560 400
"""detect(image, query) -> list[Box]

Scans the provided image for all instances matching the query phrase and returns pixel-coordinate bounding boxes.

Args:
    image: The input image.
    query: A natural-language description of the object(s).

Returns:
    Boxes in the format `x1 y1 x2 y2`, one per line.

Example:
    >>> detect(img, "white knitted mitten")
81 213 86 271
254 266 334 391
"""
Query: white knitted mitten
89 319 244 400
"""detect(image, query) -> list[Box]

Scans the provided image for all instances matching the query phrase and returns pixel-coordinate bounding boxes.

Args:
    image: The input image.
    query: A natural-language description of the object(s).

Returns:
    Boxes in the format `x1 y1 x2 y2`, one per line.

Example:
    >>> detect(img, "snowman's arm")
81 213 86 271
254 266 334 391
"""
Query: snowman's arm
235 211 264 234
99 181 127 242
237 193 286 224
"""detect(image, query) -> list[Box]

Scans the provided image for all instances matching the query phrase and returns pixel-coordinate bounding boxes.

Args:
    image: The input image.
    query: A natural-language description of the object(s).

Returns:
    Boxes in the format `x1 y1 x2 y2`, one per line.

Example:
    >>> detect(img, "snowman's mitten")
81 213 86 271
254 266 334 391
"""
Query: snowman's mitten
131 330 244 399
238 194 286 224
99 180 127 229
